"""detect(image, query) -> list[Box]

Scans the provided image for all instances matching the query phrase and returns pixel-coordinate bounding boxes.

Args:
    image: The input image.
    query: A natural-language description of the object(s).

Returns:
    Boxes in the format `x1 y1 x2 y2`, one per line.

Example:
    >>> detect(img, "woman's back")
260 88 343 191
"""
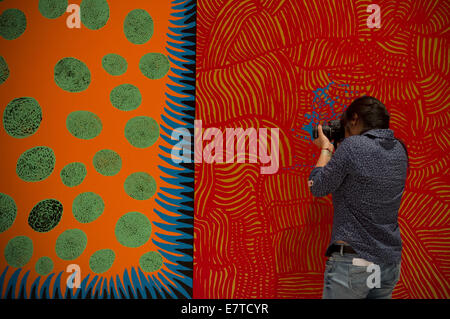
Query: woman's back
324 128 408 264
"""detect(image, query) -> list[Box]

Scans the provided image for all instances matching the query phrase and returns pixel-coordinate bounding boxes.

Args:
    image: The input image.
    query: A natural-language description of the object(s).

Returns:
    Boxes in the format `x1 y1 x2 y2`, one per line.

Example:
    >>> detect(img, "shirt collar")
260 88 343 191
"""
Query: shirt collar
361 128 395 139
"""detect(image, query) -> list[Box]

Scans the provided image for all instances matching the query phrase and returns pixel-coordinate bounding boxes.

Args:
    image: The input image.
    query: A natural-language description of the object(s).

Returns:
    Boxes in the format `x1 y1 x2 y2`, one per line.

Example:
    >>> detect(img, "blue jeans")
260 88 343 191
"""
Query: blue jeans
322 252 401 299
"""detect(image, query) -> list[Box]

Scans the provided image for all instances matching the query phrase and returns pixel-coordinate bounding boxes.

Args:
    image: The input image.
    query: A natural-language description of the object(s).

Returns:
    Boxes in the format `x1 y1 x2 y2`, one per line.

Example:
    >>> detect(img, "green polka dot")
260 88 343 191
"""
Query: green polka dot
54 57 91 92
60 162 87 187
115 212 151 248
0 9 27 40
38 0 68 19
35 256 54 276
0 193 17 233
28 199 63 232
3 97 42 138
16 146 55 182
4 236 33 268
139 251 163 273
93 149 122 176
123 9 153 45
102 53 127 76
55 228 87 260
66 110 102 140
139 53 170 80
89 249 115 273
80 0 109 30
110 84 142 111
124 116 159 148
72 192 104 223
124 172 156 200
0 56 9 85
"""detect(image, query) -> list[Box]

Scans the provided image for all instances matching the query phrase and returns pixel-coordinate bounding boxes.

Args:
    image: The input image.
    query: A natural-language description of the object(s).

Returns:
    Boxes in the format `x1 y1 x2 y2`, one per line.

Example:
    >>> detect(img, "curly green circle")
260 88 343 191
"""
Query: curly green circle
54 57 91 92
124 172 156 200
28 199 63 233
80 0 109 30
89 249 115 274
102 53 127 76
123 9 153 45
72 192 104 223
35 256 54 276
139 53 170 80
0 56 9 85
4 236 33 268
0 9 27 40
139 251 163 273
38 0 68 19
16 146 55 182
66 110 102 140
110 84 142 111
124 116 159 148
55 228 87 260
3 97 42 138
93 149 122 176
60 162 87 187
0 193 17 233
115 212 151 248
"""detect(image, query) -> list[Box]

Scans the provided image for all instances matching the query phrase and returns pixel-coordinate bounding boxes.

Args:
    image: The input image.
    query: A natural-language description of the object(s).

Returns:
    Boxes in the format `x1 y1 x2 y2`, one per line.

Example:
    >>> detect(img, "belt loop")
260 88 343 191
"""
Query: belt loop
340 244 344 256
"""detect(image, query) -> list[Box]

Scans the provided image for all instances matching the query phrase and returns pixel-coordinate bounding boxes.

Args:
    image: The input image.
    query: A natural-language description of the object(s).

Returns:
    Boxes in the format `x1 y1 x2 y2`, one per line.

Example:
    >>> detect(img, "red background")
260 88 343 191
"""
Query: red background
194 0 449 298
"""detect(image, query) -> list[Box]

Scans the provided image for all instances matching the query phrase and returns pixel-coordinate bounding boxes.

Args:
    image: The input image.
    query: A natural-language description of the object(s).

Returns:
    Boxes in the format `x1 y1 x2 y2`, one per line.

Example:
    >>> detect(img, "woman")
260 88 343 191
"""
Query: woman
308 95 409 299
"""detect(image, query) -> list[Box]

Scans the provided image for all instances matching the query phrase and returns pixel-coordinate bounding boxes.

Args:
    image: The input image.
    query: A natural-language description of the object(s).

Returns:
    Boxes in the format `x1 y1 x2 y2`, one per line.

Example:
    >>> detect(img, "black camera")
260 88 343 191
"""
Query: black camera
312 119 345 148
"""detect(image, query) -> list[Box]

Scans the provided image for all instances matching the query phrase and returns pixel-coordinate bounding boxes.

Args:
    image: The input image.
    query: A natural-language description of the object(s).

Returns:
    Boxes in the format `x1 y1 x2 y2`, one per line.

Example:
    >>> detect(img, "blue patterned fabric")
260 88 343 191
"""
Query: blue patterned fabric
308 129 408 264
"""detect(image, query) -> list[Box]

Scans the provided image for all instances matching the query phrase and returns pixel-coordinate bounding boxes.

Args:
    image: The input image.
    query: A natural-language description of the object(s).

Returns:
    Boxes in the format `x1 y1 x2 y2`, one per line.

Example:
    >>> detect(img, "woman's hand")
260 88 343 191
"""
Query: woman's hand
313 123 334 151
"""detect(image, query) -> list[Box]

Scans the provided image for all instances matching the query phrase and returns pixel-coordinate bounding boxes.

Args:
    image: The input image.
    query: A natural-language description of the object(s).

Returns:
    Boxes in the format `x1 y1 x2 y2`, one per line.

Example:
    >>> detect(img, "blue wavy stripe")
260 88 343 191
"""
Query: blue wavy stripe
150 0 195 299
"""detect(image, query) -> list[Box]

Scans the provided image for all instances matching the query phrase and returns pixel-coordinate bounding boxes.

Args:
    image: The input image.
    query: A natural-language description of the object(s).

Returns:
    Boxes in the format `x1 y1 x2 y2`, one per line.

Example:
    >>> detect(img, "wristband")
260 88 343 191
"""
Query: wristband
321 148 333 157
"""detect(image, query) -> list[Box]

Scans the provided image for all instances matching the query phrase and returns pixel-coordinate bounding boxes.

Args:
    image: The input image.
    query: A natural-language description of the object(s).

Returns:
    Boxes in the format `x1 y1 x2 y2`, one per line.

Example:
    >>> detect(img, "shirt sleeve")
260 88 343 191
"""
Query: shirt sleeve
308 139 352 197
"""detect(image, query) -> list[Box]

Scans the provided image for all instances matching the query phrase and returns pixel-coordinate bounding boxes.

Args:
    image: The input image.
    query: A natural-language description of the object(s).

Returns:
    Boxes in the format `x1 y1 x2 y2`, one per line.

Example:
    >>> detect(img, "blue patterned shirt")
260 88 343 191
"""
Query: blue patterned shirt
308 128 408 264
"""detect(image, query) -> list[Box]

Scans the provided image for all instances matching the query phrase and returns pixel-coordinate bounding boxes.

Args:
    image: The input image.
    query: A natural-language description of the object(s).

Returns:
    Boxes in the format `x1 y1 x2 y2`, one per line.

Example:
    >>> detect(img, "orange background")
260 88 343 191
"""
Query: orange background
0 0 177 294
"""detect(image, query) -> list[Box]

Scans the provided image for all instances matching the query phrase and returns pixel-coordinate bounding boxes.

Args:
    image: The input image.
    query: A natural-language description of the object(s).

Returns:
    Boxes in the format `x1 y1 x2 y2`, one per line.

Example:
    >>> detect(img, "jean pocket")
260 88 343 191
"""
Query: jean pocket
381 262 401 288
348 265 370 297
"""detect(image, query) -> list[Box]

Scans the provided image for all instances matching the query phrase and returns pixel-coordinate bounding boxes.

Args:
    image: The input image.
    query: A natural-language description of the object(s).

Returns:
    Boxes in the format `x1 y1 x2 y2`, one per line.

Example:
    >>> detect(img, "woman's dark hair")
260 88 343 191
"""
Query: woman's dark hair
342 95 409 170
342 95 390 134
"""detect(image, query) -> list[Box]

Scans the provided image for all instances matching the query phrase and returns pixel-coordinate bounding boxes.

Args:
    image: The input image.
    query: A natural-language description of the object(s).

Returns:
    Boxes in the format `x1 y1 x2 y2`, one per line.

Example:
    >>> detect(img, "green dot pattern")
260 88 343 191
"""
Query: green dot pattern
16 146 55 182
139 251 163 273
0 56 9 84
28 199 63 232
110 83 142 111
35 256 54 276
89 249 115 273
0 8 27 40
66 110 102 140
60 162 87 187
3 97 42 138
123 9 153 45
93 149 122 176
124 116 159 148
0 193 17 233
80 0 109 30
38 0 68 19
55 228 87 260
54 57 91 92
115 212 151 248
124 172 157 200
72 192 104 223
4 236 33 268
139 53 170 80
102 53 127 76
